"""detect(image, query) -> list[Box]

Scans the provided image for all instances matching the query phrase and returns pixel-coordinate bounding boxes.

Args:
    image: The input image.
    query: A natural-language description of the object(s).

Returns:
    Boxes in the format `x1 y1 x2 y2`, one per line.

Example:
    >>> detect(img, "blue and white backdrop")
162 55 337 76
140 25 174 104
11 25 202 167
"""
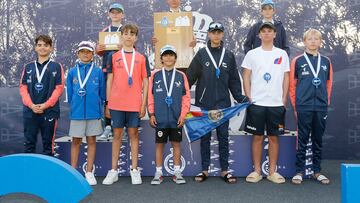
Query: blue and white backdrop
0 0 359 162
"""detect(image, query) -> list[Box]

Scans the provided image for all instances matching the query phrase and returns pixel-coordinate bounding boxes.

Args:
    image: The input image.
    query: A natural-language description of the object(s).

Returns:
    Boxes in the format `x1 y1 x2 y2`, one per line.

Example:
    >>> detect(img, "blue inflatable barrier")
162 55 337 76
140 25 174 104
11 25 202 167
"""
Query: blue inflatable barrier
341 164 360 203
0 154 92 203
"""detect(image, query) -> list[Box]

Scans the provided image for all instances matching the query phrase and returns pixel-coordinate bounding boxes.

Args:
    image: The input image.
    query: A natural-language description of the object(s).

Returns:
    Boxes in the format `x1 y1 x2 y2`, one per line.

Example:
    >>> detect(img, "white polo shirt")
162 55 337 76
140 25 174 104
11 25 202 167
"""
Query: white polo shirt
241 46 290 107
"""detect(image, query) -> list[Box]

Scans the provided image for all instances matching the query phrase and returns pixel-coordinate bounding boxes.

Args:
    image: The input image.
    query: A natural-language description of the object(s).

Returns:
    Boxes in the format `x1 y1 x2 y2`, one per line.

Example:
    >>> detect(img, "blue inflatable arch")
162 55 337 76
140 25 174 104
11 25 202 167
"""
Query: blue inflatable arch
0 154 92 203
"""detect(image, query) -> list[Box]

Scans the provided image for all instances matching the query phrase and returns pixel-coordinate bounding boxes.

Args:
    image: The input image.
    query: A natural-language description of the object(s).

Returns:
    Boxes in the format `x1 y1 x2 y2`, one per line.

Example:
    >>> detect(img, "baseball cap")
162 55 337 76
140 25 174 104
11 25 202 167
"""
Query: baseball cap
109 3 124 12
259 22 276 32
208 22 225 32
160 45 177 56
261 0 275 8
77 41 95 52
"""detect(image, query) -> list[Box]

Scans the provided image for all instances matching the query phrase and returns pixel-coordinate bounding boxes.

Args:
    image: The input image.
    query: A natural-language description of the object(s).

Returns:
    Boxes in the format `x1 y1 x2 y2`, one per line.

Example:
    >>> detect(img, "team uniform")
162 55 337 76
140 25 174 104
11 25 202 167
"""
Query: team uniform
187 40 247 172
20 60 64 155
148 69 190 143
244 20 290 56
66 62 106 137
289 52 333 174
107 49 148 127
242 47 289 136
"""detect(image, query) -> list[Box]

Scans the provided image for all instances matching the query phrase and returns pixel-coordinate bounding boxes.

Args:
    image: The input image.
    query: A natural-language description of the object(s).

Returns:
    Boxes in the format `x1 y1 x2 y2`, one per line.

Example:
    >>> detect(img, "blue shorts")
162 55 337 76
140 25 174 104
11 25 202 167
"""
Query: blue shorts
110 110 139 128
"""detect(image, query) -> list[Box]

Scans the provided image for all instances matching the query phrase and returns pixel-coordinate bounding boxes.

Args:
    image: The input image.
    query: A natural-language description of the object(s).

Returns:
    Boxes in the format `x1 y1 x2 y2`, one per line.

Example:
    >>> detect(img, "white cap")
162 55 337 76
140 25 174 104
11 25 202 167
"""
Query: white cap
160 44 177 56
77 41 95 52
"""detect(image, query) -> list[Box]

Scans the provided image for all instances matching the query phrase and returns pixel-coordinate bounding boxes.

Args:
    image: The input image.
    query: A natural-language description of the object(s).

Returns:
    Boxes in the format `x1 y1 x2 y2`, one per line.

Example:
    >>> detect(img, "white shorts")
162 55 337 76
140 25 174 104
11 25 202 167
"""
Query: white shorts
69 119 103 137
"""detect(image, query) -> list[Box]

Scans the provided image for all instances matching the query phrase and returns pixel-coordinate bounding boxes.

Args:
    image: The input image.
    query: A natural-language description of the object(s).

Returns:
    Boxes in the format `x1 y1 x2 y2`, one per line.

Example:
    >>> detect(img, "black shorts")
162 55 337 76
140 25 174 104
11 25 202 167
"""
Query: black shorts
244 105 286 136
155 128 182 143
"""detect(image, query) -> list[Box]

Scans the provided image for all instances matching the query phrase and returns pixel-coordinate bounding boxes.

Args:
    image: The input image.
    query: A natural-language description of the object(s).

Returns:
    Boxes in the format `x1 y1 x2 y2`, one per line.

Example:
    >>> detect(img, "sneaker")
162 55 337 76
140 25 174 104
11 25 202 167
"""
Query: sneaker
130 169 142 185
173 171 186 184
102 169 118 185
85 172 97 186
151 171 163 185
100 125 113 140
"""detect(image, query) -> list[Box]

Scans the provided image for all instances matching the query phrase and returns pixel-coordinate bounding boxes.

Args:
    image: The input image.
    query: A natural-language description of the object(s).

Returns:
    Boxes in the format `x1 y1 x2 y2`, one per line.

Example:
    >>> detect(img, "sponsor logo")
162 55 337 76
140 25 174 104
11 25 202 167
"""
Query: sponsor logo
222 62 227 68
301 64 308 68
82 162 95 174
302 71 310 76
205 61 210 67
274 56 282 65
246 125 257 131
164 148 186 175
175 81 181 87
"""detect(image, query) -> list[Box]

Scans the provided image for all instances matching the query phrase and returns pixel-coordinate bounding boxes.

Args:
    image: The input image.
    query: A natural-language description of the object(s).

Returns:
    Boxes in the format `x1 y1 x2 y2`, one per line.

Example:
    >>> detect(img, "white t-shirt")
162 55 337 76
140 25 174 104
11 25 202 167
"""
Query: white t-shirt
241 46 290 107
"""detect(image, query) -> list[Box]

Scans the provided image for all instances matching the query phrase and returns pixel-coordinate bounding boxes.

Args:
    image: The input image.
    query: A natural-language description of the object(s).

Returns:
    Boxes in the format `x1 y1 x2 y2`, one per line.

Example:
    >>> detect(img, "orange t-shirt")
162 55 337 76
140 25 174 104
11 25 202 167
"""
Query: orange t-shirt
108 50 147 112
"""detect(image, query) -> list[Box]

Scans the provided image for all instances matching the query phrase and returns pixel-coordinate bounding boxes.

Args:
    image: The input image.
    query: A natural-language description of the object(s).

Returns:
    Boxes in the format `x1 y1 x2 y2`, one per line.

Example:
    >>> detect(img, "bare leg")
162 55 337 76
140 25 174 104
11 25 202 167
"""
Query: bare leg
86 136 96 172
268 135 279 175
155 143 165 167
71 137 82 169
111 128 124 170
252 135 264 174
128 127 139 169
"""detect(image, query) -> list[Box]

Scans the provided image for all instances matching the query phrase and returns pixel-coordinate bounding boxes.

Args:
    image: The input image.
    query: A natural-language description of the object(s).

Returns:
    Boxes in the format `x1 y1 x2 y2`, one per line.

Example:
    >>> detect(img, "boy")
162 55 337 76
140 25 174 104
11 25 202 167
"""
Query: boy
186 22 248 184
66 41 106 186
148 45 190 185
243 0 290 56
289 28 333 185
242 22 289 184
20 35 64 156
102 24 149 185
96 3 125 139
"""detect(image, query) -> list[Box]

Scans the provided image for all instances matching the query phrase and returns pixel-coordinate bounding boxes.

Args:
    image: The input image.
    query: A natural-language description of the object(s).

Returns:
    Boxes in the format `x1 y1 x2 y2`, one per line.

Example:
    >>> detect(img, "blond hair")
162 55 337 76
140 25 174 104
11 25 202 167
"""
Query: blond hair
303 28 322 41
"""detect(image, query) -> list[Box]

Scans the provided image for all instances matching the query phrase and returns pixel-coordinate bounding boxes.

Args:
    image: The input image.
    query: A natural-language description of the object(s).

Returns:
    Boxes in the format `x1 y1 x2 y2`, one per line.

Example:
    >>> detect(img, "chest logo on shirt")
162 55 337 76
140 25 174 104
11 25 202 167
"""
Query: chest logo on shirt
27 69 32 74
301 67 310 76
222 62 227 68
73 78 79 84
175 81 181 87
322 65 327 71
52 71 57 77
155 80 163 92
156 85 163 92
301 64 308 68
205 62 210 67
274 56 282 65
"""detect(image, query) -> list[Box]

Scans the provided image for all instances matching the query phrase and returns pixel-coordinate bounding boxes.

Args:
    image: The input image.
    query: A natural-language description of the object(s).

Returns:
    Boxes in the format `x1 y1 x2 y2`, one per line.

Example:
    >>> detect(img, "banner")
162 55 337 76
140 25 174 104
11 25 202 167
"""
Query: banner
184 103 250 142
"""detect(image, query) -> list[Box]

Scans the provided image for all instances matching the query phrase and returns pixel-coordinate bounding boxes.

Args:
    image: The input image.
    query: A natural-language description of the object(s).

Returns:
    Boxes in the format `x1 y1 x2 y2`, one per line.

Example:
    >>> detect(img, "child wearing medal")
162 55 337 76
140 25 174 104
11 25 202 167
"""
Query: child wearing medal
187 22 248 184
289 28 333 185
66 41 106 186
103 24 149 185
20 35 64 156
242 22 289 184
148 45 190 185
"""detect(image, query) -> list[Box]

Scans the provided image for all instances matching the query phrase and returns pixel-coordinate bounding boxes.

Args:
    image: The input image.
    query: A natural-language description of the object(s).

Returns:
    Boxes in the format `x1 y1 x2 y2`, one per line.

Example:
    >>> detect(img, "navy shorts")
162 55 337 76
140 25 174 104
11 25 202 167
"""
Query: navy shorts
110 110 139 128
245 105 286 136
